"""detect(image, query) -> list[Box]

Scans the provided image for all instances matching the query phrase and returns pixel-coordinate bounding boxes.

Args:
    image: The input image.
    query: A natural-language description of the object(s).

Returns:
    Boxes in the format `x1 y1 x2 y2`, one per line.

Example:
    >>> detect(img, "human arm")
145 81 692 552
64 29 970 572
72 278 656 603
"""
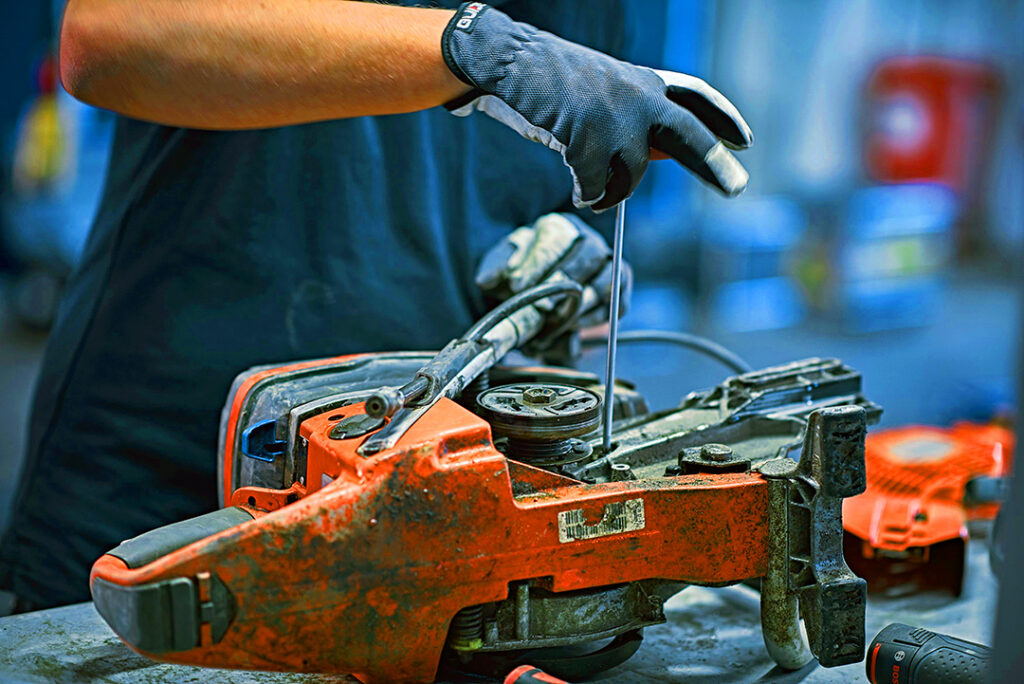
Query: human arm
59 0 469 129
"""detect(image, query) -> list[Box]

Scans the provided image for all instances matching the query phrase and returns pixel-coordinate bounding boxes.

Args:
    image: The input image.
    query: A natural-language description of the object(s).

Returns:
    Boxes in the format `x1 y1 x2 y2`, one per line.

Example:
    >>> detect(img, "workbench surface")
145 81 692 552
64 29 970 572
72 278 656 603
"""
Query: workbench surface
0 544 996 683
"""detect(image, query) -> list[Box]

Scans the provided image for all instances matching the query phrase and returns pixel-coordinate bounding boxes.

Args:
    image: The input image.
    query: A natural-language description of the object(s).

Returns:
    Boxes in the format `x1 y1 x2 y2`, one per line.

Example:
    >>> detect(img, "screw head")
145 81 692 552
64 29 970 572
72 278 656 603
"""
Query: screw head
700 443 733 462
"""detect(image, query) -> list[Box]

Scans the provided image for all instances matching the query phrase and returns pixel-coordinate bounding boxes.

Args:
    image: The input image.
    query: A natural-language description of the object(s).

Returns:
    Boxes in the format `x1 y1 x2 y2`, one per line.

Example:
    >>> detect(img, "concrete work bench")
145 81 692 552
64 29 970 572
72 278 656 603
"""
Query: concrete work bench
0 544 996 683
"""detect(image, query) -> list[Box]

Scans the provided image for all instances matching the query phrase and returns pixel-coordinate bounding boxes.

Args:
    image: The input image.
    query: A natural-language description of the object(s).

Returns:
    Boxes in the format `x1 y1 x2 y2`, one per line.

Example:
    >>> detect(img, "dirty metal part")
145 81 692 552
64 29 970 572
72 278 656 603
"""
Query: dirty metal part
447 580 675 679
329 413 384 440
609 462 634 482
679 357 881 424
757 405 868 669
760 460 812 669
478 383 601 466
448 605 485 652
364 385 410 420
473 580 683 654
502 437 594 468
672 442 752 475
571 357 878 485
479 382 598 466
478 383 602 441
489 366 649 424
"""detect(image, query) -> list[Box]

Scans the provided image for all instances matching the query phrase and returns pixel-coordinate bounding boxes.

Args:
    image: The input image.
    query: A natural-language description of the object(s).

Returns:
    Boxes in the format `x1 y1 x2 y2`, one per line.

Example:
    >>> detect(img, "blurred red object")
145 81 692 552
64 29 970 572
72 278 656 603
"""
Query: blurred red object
843 422 1013 595
864 56 1002 195
35 55 58 95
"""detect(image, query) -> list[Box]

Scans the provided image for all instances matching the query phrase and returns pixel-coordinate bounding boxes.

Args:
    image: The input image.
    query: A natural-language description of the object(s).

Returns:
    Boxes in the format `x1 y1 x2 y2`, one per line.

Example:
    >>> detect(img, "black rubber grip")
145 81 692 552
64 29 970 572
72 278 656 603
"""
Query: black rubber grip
867 623 990 684
108 506 254 568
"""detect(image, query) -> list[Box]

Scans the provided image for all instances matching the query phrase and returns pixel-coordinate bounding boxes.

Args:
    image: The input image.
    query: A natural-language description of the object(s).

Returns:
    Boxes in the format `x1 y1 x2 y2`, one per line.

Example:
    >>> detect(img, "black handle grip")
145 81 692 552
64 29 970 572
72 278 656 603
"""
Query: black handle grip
108 506 254 568
867 623 990 684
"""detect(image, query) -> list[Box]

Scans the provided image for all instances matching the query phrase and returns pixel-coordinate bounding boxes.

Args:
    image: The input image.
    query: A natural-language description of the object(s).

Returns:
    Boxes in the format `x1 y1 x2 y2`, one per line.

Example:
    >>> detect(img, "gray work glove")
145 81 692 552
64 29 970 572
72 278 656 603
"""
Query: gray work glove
476 213 632 332
442 2 753 211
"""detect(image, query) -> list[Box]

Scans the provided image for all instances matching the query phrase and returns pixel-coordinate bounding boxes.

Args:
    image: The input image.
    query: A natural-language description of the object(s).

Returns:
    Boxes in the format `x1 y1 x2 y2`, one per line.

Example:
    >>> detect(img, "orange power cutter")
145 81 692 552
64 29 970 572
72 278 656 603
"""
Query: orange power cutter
90 283 880 682
843 422 1013 594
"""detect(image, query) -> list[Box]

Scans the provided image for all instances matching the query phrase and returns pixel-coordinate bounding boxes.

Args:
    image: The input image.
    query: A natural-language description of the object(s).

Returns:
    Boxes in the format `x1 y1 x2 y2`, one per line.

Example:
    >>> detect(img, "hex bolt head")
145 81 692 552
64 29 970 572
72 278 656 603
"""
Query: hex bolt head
522 387 557 405
700 443 733 462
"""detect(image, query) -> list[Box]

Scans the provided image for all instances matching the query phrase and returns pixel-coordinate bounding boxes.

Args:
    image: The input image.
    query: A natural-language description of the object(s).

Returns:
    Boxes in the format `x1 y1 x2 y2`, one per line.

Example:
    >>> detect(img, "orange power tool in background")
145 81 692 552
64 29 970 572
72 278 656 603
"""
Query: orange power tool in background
843 422 1013 595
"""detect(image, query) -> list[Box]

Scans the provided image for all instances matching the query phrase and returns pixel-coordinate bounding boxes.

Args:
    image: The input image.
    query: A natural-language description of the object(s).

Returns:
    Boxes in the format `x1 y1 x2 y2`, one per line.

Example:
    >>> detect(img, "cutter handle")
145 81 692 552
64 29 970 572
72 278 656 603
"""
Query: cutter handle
90 507 254 654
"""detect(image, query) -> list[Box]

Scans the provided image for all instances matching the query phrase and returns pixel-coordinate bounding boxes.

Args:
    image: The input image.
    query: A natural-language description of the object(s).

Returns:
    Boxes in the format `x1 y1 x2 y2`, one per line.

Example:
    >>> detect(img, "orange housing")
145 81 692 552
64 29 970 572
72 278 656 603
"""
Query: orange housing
843 422 1012 593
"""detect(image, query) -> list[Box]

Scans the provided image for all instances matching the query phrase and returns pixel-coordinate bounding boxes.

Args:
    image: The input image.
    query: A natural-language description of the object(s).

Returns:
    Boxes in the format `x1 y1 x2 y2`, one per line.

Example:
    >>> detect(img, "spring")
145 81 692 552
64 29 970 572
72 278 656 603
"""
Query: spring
448 605 484 651
506 437 573 463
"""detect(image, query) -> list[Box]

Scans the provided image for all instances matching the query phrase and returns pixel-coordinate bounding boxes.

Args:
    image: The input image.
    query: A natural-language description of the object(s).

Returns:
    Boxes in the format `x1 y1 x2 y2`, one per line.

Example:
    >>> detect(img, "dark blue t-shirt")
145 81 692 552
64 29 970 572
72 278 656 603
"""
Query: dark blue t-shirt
0 1 625 608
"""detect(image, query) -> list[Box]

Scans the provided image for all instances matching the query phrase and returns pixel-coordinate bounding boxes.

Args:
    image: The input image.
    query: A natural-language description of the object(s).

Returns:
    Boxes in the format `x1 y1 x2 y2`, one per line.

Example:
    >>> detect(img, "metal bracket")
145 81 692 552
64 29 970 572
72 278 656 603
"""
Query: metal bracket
759 405 867 669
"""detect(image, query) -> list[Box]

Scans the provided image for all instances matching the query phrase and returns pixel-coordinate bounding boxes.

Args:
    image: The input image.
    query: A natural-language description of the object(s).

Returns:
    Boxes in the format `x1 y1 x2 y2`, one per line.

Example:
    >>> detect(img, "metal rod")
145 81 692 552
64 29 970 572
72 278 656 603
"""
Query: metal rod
602 200 626 452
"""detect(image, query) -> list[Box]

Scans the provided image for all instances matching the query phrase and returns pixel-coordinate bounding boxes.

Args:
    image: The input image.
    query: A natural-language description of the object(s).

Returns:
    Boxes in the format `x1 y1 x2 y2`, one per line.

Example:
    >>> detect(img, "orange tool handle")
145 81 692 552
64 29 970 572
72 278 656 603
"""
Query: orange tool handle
505 665 570 684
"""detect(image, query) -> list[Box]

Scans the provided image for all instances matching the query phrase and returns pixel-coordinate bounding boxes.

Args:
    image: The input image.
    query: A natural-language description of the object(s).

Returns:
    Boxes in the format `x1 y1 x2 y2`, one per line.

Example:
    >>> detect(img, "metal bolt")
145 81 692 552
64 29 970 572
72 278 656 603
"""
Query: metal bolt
522 387 557 405
610 462 632 482
701 443 733 462
757 458 796 478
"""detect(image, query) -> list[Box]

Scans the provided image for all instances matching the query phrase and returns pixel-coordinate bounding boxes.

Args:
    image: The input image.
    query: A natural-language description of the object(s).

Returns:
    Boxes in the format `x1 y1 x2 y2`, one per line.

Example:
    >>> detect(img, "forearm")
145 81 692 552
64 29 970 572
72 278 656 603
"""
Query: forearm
60 0 468 129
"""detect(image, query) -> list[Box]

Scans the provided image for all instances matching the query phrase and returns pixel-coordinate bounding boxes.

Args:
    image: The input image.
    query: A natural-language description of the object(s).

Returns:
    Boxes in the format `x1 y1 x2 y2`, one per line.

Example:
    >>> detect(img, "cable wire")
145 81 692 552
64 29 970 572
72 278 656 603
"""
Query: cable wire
465 281 583 342
583 329 752 375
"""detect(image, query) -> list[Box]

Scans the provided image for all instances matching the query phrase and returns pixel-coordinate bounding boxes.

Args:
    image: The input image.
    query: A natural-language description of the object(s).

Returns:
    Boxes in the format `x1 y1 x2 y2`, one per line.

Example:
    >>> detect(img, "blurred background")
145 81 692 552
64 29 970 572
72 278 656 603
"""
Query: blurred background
0 0 1021 531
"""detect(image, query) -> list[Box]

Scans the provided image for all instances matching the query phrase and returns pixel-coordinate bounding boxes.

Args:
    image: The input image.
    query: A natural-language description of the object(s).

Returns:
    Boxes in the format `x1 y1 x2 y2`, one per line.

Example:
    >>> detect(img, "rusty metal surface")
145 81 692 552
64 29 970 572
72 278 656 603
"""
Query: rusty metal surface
756 407 869 669
0 541 996 683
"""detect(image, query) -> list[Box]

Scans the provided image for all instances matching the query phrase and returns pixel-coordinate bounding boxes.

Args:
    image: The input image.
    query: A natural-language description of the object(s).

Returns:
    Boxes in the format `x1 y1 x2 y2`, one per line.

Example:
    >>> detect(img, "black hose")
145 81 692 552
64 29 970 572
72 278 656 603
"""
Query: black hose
465 281 583 342
582 329 753 375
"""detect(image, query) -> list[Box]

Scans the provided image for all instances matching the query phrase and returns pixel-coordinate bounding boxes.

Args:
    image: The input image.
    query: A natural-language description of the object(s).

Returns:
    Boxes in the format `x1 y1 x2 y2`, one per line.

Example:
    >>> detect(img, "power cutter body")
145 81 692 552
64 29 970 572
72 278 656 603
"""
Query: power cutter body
91 300 879 682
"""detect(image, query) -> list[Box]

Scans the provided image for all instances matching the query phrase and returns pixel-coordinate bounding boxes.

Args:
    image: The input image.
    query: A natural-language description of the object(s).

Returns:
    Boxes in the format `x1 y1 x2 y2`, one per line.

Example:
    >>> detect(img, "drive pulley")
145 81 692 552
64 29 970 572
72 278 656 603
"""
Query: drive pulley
476 383 601 464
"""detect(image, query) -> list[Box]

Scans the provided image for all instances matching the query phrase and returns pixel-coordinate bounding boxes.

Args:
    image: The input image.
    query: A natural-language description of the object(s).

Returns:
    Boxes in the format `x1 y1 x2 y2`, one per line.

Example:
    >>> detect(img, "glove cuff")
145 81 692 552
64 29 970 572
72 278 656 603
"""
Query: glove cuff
441 3 493 88
441 2 532 111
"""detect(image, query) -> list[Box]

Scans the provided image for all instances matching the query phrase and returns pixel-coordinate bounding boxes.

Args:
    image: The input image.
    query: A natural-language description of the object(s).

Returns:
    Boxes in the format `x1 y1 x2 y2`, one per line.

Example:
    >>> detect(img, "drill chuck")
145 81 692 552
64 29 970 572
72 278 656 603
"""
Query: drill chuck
867 623 990 684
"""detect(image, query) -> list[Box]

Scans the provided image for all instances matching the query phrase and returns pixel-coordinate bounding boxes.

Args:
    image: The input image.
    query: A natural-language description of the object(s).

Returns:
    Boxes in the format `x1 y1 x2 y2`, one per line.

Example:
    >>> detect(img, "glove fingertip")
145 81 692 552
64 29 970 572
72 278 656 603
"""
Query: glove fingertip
475 271 502 290
705 142 749 197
